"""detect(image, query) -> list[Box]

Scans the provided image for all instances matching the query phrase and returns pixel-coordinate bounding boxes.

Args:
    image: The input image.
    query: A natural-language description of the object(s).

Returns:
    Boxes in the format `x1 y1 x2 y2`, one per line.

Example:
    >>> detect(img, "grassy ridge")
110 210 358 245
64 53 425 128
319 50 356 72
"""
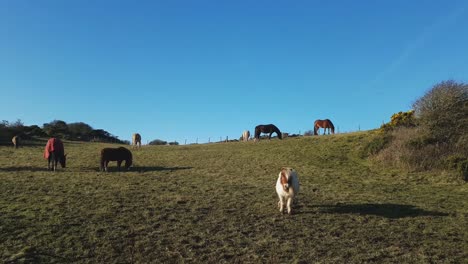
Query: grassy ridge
0 132 467 263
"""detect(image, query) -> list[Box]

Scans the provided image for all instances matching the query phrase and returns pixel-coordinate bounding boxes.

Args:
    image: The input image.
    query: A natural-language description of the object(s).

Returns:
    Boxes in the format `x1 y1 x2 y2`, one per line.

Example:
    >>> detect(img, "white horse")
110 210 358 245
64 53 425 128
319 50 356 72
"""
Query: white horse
276 167 300 214
132 133 142 148
12 135 20 149
242 130 250 142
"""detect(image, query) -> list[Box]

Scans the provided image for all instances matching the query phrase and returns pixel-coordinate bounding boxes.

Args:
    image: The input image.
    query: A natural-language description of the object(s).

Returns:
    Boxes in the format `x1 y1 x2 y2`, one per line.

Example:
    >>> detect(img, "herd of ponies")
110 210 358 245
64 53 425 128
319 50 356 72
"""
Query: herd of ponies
9 119 334 214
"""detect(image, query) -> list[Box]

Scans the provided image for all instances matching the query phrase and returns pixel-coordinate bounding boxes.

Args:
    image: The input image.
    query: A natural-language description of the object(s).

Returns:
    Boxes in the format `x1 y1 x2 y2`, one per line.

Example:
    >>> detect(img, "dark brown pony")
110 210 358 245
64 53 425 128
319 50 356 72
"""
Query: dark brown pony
44 138 66 171
100 147 133 172
314 119 335 135
254 124 282 141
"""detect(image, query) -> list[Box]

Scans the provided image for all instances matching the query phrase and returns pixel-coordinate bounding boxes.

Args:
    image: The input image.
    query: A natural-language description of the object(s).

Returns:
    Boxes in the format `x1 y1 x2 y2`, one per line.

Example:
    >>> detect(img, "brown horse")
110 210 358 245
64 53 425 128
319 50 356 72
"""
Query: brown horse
314 119 335 135
44 138 67 171
100 147 133 172
254 124 282 141
132 133 142 148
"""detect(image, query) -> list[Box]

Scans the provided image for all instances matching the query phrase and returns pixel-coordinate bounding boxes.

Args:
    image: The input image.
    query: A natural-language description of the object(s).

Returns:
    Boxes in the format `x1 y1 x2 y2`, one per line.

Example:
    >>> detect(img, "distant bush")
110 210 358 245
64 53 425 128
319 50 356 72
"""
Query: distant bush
412 80 467 144
372 80 468 181
149 139 167 145
360 132 393 157
372 127 448 171
379 110 416 132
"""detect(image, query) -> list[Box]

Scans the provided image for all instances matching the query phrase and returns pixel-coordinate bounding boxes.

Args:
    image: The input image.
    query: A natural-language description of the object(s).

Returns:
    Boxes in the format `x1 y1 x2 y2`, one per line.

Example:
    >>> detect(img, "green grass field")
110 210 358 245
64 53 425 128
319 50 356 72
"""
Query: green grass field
1 132 467 263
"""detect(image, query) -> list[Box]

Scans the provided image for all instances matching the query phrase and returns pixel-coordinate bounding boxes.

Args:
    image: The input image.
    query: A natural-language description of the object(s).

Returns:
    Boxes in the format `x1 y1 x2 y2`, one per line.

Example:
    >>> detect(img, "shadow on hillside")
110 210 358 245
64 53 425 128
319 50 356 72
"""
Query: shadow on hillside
134 166 193 172
0 166 48 172
317 203 448 219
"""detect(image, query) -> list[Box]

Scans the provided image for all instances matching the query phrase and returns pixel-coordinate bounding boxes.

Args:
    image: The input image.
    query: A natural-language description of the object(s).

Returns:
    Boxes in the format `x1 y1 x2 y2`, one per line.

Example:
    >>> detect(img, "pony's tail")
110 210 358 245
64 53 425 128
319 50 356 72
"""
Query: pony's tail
313 122 318 135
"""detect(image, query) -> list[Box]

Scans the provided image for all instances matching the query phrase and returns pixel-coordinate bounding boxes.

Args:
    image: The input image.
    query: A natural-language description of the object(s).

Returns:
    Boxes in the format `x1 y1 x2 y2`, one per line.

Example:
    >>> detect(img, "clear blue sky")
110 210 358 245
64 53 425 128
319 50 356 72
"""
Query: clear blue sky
1 1 467 144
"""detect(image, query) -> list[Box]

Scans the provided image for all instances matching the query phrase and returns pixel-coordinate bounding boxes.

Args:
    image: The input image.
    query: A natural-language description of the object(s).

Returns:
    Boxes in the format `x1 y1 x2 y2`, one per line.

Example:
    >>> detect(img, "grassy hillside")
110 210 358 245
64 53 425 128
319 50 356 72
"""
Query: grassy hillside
1 132 467 263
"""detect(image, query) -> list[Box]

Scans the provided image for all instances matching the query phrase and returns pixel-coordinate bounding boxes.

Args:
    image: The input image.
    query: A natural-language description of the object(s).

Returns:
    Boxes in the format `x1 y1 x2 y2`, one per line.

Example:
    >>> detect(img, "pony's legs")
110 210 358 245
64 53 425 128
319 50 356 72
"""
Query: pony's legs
105 161 110 172
286 197 293 214
278 196 286 213
54 158 58 172
117 160 123 171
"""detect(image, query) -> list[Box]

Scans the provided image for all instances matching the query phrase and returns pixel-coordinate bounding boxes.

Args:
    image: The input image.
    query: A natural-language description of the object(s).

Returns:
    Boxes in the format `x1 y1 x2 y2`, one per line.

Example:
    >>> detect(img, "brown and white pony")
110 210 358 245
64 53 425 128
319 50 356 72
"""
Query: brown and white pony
254 124 282 141
276 167 300 214
12 135 20 149
44 138 67 171
100 147 133 172
241 130 250 142
314 119 335 135
132 133 142 148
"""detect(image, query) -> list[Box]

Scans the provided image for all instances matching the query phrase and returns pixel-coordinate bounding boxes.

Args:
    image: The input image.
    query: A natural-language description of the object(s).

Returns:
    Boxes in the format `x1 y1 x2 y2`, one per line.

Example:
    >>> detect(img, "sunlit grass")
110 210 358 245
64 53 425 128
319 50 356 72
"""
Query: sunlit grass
1 133 467 263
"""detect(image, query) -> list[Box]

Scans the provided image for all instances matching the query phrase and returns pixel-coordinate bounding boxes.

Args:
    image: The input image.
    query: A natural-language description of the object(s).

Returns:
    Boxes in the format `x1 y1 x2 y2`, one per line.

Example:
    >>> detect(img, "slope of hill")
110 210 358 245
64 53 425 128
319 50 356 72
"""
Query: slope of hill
1 132 467 263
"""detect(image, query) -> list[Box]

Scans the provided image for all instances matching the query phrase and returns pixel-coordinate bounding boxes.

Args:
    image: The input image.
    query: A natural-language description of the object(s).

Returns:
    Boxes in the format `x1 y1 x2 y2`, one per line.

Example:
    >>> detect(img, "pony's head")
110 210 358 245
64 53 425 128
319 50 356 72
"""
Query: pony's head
273 125 282 139
60 154 67 168
125 156 133 169
280 167 294 191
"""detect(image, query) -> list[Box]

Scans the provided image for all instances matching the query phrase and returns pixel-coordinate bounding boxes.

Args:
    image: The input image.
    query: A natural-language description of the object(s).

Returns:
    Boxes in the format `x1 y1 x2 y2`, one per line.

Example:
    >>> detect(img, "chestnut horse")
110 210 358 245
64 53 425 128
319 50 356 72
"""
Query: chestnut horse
314 119 335 135
254 124 282 141
44 138 67 171
100 147 133 172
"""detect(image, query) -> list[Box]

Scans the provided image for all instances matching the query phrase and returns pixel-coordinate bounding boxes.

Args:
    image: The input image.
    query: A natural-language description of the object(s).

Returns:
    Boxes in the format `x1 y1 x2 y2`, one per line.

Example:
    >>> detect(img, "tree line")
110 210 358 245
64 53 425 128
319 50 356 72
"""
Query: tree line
0 119 127 145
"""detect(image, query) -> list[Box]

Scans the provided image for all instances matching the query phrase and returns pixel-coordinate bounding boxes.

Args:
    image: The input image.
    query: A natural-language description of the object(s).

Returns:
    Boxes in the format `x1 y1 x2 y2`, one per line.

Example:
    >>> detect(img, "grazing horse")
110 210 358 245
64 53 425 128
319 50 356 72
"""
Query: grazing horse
242 130 250 142
276 167 300 214
314 119 335 135
44 138 66 171
100 147 133 172
254 124 282 141
132 133 142 148
12 135 20 149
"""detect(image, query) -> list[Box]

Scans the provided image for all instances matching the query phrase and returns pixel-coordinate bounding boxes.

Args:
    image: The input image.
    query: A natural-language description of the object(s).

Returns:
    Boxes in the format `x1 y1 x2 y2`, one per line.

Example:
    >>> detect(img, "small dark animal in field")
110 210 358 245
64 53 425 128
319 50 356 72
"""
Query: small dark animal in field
314 119 335 135
100 147 133 172
132 133 142 149
12 135 20 149
254 124 282 141
276 167 300 214
44 138 67 171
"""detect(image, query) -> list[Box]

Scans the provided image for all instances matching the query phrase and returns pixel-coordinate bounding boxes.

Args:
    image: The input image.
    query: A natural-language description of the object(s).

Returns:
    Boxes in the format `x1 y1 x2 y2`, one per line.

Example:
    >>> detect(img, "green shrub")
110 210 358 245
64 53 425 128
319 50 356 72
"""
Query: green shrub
380 110 416 132
412 80 468 144
444 155 468 181
373 80 468 178
405 134 438 149
361 132 392 157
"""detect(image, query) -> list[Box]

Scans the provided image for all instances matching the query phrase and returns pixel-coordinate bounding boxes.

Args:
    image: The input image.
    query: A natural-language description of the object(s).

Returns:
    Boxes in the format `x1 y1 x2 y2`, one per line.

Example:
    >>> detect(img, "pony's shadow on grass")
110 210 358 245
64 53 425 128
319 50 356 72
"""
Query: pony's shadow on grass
135 166 193 172
316 203 448 219
0 166 48 172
